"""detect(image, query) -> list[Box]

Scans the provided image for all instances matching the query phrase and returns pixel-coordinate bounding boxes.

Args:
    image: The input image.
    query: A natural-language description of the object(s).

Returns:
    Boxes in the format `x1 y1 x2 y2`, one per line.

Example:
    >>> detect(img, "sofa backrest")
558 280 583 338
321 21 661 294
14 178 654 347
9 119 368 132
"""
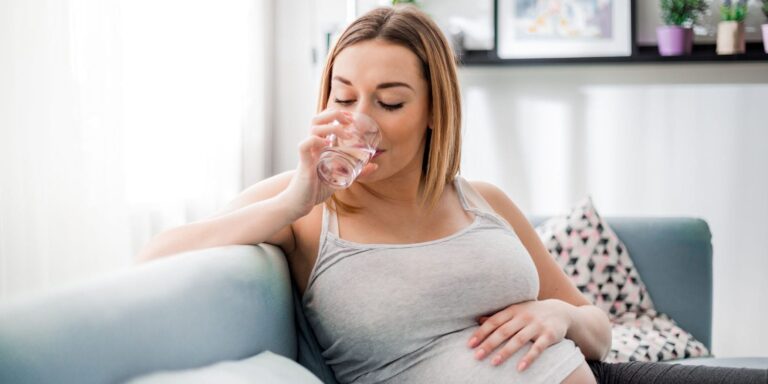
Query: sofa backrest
529 216 713 350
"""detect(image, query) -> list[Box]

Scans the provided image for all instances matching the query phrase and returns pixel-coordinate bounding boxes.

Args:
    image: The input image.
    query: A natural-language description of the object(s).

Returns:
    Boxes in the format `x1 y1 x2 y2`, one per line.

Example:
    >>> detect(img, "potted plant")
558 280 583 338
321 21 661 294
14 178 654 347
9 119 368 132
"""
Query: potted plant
717 0 748 55
392 0 419 5
657 0 708 56
762 0 768 53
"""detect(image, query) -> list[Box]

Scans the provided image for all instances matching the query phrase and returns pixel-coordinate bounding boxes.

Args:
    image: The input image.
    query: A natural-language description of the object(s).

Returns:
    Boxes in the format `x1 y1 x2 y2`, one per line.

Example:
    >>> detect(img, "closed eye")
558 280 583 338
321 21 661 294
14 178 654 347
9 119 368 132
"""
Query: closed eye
334 98 354 105
379 101 404 111
333 98 404 111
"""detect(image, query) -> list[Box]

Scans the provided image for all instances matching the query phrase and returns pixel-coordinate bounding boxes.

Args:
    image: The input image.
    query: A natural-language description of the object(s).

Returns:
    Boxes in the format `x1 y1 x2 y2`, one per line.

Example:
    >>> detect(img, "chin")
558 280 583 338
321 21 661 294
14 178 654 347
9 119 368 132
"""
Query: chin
355 166 387 184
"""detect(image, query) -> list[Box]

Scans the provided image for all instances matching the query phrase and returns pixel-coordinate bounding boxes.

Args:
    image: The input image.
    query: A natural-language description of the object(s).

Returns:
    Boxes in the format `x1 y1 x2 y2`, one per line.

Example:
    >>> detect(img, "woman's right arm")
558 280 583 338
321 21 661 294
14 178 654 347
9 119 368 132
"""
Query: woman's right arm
134 171 301 263
134 109 368 263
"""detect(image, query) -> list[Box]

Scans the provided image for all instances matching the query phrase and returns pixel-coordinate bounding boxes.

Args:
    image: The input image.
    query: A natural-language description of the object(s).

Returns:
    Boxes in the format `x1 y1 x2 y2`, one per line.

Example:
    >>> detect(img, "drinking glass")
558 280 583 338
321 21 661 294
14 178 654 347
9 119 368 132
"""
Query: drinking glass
316 112 381 189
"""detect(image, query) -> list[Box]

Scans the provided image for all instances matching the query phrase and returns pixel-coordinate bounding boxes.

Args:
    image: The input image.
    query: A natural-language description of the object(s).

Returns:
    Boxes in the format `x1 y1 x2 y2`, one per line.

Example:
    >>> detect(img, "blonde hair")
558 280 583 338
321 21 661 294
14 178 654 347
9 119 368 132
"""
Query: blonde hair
318 5 462 214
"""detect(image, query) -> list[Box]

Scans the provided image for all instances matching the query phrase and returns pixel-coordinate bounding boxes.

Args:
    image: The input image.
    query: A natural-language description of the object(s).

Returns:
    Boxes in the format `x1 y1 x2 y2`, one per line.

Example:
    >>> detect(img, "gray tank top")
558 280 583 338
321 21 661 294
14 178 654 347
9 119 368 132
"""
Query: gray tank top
301 176 586 384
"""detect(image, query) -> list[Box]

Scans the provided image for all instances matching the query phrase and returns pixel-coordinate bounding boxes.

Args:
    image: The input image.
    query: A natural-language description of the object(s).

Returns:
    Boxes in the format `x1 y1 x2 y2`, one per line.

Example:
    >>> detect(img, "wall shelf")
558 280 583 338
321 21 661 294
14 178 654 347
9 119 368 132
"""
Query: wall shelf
460 43 768 66
458 0 768 67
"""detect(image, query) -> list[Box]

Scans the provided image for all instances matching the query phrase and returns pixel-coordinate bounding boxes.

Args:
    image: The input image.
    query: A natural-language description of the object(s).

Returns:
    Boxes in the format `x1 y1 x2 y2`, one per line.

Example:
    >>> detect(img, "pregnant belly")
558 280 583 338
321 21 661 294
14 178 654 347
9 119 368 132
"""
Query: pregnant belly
383 327 589 384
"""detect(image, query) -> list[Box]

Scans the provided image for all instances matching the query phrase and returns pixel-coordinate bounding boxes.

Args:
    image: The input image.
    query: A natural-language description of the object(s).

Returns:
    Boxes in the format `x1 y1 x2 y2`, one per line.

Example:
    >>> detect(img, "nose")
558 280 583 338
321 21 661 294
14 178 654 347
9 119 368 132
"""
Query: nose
352 97 375 117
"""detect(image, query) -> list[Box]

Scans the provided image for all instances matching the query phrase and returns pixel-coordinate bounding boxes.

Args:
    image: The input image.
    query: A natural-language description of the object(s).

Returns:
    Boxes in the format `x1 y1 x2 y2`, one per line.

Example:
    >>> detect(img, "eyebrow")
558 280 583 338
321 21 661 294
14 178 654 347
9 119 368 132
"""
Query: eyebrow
332 76 414 91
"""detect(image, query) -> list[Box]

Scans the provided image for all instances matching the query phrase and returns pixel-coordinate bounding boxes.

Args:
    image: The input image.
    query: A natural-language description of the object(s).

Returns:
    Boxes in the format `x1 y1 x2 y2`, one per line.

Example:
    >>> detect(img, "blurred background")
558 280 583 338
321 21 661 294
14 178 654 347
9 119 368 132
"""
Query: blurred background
1 0 766 359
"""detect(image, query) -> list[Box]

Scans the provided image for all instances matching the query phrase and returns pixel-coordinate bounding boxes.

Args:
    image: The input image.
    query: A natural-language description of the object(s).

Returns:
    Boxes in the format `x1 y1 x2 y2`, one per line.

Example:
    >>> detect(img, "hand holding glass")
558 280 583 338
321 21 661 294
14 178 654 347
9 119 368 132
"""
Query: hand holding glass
316 112 381 189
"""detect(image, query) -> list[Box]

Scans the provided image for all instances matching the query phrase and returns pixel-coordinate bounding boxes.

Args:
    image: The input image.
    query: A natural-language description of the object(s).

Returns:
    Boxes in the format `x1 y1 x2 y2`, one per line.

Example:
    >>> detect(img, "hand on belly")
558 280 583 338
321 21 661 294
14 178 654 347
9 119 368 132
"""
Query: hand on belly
466 299 573 371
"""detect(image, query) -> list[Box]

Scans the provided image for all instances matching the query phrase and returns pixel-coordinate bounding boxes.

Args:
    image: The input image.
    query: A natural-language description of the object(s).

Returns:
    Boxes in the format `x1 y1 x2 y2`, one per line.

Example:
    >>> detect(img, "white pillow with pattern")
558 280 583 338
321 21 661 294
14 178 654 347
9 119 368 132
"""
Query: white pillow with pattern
534 196 709 362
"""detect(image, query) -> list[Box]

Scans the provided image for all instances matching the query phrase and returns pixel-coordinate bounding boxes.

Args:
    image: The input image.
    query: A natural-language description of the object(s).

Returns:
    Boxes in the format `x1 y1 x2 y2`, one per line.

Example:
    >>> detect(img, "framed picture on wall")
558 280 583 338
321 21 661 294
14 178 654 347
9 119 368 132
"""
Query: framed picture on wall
497 0 634 59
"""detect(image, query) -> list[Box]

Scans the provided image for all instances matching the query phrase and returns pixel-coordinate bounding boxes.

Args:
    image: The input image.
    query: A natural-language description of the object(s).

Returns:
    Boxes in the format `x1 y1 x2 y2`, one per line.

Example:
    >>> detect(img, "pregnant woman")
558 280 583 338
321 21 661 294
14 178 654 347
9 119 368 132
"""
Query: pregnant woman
138 5 767 384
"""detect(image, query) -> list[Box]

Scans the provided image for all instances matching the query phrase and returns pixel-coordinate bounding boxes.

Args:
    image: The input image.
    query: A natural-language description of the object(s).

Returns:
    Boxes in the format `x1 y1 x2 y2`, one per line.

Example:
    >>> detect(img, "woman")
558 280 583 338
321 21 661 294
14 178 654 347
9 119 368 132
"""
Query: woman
137 5 767 384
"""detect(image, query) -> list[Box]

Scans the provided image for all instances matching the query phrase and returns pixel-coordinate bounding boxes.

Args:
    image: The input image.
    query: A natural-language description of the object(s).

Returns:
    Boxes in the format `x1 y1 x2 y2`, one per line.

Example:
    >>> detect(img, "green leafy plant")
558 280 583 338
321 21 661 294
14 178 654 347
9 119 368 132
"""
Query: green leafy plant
721 0 748 21
660 0 709 27
761 0 768 19
392 0 419 6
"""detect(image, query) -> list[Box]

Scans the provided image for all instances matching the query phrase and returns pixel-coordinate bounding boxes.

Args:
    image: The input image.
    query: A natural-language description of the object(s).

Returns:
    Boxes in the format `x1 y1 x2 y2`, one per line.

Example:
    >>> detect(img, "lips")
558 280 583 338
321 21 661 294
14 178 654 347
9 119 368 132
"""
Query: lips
372 149 385 159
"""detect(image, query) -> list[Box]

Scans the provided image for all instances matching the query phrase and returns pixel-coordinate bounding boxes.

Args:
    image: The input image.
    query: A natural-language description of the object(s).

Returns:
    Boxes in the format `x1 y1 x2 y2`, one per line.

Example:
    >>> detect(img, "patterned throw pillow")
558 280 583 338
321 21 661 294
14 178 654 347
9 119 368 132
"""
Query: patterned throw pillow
534 196 710 362
610 310 709 362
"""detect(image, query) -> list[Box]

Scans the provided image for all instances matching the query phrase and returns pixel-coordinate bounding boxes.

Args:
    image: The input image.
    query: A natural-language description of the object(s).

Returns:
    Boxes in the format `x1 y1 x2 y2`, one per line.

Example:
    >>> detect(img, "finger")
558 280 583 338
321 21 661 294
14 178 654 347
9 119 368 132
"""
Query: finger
467 310 523 348
312 109 353 126
517 332 556 371
358 162 379 177
490 323 541 367
310 122 355 140
477 316 489 324
472 315 526 361
298 135 330 164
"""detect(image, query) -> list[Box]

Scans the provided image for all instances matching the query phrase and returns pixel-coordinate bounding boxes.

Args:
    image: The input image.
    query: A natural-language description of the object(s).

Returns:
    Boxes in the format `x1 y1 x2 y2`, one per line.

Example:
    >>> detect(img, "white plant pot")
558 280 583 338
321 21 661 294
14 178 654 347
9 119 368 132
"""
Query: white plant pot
763 24 768 54
717 21 746 55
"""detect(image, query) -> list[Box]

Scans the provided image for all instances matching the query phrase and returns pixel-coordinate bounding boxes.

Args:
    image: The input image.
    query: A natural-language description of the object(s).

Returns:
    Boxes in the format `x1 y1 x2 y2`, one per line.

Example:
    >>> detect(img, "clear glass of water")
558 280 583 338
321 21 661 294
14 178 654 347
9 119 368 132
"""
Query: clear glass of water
316 112 381 189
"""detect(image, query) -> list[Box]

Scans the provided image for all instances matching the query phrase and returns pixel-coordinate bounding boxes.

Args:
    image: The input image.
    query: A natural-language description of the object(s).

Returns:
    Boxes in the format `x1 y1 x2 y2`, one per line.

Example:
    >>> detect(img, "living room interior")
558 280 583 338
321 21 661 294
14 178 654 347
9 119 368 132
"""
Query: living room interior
1 0 767 382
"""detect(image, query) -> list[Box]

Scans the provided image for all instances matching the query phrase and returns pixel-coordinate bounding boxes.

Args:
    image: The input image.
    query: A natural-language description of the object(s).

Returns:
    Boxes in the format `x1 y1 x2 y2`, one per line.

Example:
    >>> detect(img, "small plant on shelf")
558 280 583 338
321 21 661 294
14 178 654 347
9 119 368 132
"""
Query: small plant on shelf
717 0 749 55
391 0 419 6
657 0 709 56
660 0 708 26
762 0 768 54
720 0 748 21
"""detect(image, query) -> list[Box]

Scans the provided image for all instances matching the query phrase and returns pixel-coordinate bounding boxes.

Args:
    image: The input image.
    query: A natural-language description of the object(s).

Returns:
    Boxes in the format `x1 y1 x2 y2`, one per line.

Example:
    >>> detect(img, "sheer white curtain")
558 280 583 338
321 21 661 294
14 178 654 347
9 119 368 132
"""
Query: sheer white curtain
0 0 272 299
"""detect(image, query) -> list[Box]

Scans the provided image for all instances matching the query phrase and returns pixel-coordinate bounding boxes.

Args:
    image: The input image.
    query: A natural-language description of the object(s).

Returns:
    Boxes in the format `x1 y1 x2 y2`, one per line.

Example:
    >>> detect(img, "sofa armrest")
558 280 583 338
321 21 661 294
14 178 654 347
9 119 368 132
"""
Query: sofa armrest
0 244 295 384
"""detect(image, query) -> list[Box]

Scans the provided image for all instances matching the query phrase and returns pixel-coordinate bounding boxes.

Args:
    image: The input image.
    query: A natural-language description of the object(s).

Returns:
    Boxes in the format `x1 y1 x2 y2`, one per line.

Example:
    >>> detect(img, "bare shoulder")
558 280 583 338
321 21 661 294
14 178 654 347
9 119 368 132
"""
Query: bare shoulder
466 180 507 205
466 180 528 226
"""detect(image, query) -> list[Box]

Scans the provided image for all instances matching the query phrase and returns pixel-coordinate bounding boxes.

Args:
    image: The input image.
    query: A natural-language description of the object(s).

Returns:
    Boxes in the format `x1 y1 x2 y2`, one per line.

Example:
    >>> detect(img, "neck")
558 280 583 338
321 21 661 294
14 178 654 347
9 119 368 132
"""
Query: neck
339 161 425 211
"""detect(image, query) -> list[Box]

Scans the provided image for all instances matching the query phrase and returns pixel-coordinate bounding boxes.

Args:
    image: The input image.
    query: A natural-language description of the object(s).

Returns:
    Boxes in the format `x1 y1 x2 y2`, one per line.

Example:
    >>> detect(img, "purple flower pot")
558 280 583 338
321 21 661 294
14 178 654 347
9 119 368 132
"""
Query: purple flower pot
657 26 693 56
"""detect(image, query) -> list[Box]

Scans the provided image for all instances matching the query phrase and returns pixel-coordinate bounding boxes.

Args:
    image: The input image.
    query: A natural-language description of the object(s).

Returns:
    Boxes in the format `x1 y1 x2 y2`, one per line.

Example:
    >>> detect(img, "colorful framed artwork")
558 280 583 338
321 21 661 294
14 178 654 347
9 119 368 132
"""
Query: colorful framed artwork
497 0 633 59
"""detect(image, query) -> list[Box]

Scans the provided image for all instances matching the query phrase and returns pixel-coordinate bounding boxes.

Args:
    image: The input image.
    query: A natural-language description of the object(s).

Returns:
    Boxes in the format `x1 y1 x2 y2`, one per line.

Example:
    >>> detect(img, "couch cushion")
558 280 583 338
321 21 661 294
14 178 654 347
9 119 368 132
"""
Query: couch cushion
534 196 654 317
124 350 322 384
534 196 710 363
610 310 709 361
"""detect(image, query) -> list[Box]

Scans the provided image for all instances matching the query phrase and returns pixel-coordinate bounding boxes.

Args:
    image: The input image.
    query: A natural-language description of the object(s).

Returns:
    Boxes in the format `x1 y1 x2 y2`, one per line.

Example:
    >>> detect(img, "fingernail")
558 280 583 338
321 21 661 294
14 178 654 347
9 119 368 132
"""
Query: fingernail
491 355 502 366
518 361 527 371
467 337 477 347
475 348 486 360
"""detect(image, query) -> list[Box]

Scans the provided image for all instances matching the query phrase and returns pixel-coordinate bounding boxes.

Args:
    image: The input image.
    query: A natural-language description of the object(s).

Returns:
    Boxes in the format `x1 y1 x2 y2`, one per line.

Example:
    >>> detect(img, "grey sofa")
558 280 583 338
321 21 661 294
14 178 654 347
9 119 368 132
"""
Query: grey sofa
1 217 766 383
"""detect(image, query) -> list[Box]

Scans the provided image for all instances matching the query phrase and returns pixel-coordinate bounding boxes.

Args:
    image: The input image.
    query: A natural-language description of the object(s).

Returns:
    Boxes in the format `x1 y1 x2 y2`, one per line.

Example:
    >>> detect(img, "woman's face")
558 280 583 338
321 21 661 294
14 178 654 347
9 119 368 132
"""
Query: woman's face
328 39 430 184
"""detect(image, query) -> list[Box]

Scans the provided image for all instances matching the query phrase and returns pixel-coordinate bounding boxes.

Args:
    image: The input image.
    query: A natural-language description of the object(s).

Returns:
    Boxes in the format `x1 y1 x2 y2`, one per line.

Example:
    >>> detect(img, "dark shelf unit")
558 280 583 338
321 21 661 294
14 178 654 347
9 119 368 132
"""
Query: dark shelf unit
460 43 768 66
459 0 768 66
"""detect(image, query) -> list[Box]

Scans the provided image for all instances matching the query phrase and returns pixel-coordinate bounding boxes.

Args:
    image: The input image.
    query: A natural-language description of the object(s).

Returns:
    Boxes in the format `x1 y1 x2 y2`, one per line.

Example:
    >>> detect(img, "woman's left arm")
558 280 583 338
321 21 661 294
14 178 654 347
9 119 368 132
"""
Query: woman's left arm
563 303 612 361
468 181 612 368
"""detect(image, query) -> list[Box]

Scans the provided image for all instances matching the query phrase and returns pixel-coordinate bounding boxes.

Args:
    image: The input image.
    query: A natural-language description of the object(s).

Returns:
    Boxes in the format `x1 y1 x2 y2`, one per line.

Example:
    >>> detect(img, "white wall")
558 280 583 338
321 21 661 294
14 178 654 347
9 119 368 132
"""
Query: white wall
275 2 768 358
